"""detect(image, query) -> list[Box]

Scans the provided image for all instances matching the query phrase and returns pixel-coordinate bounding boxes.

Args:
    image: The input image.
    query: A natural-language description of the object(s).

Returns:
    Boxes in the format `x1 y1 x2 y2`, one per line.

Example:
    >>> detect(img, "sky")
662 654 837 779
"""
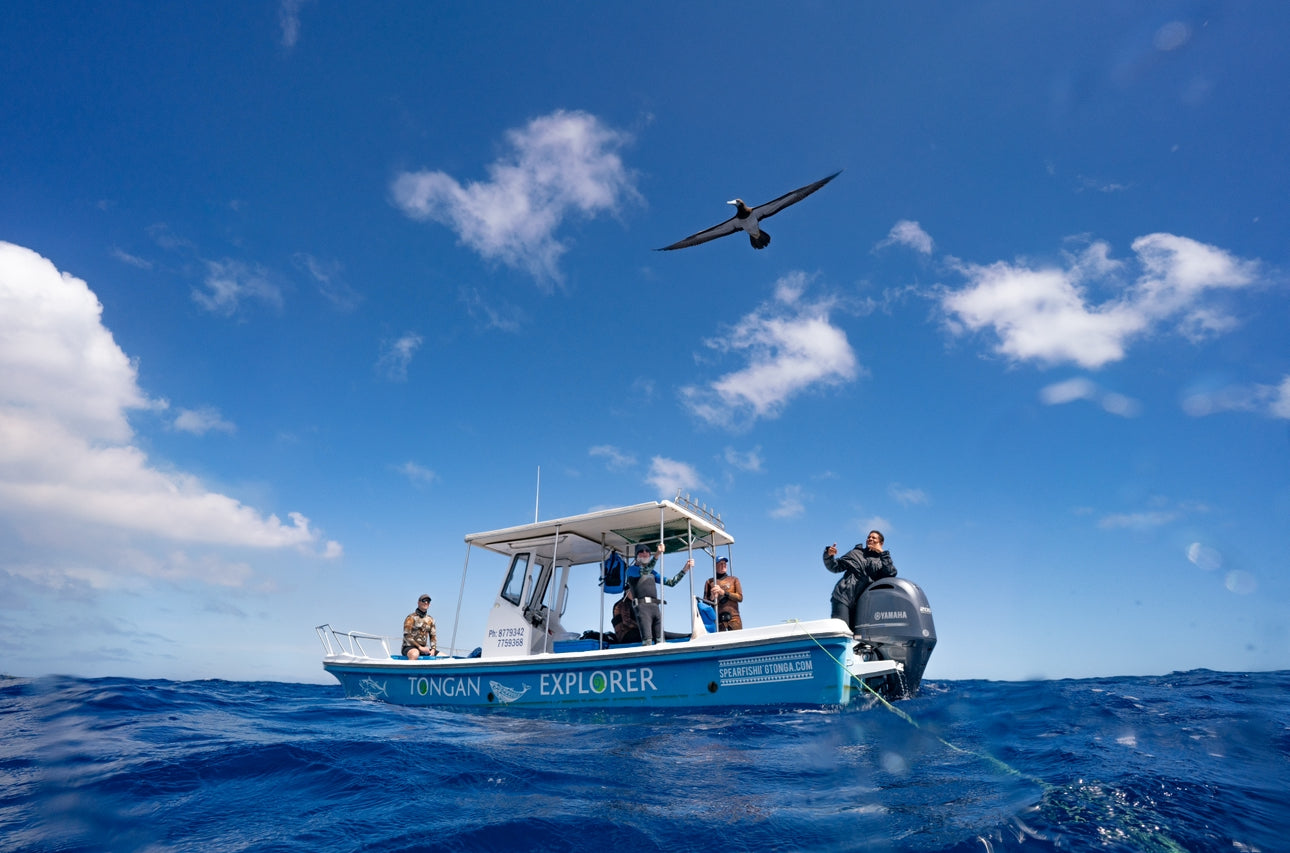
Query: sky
2 2 1287 685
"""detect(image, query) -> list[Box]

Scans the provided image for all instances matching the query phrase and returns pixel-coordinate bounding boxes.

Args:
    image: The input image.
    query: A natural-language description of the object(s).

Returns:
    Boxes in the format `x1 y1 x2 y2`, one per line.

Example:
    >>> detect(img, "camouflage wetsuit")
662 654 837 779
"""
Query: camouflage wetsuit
703 573 744 630
611 593 640 644
402 609 437 656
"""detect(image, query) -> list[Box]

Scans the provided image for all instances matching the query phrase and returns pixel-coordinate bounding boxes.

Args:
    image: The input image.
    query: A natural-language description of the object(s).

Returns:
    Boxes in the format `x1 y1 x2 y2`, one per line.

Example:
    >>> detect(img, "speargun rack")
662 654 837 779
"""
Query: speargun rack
673 490 725 530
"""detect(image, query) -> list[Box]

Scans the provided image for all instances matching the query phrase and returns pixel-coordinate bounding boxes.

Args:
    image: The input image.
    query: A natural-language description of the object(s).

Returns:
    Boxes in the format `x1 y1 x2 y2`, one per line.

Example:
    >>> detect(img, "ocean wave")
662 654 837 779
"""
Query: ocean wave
2 670 1286 852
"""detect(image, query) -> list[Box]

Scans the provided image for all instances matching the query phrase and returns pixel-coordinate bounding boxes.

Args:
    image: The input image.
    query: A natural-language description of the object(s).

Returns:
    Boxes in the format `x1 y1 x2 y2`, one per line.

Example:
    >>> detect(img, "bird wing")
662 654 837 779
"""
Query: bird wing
749 170 842 221
656 216 742 251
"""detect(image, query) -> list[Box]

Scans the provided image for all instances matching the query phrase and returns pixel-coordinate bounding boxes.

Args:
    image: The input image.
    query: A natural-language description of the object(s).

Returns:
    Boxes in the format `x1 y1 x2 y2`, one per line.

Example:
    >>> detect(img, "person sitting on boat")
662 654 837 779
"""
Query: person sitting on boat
402 594 438 659
611 590 640 644
823 531 896 635
703 556 743 631
625 542 693 646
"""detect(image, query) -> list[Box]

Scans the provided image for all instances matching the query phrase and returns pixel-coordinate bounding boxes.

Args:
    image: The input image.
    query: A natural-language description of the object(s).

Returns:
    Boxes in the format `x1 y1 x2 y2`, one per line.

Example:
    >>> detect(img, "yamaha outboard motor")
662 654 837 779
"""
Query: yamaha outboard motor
856 578 936 697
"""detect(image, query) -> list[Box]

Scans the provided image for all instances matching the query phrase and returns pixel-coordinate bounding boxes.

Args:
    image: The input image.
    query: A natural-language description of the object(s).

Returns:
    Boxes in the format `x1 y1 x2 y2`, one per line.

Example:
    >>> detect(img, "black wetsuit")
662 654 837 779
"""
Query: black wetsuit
823 545 896 632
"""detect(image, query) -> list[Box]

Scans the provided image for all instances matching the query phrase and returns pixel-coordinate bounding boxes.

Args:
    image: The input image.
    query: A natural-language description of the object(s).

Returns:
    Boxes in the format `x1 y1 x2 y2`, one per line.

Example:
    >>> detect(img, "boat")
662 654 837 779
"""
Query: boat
316 498 936 709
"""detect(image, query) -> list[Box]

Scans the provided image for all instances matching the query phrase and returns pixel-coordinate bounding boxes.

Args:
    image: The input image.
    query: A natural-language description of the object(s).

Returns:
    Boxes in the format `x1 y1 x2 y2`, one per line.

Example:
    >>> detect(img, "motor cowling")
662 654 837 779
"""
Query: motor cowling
856 578 936 696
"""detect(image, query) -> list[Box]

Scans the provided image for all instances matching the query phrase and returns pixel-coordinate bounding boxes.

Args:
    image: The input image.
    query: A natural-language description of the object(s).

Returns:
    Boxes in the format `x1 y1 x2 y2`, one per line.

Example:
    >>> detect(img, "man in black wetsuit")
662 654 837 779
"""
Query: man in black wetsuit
625 543 692 646
823 531 896 634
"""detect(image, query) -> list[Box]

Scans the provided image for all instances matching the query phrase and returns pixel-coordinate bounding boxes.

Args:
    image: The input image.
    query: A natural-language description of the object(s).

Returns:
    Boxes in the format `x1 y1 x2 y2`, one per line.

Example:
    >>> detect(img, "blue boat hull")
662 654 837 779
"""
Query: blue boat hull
324 628 880 709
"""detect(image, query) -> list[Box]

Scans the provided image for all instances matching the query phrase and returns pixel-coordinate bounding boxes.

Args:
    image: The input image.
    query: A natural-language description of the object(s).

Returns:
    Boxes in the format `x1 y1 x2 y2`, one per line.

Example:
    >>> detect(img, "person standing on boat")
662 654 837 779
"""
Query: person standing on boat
626 542 693 646
402 593 438 659
703 556 743 630
823 531 896 634
611 591 640 644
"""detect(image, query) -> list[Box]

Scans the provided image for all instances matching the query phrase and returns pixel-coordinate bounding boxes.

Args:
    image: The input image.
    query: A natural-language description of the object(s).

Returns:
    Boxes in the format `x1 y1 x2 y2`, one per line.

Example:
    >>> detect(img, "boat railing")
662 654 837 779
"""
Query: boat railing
315 624 393 660
316 624 473 660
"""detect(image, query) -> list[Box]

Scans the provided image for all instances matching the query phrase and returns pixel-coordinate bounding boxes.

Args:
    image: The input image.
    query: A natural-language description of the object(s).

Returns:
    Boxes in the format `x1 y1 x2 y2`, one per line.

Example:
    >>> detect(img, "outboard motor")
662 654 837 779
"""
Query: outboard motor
856 578 936 697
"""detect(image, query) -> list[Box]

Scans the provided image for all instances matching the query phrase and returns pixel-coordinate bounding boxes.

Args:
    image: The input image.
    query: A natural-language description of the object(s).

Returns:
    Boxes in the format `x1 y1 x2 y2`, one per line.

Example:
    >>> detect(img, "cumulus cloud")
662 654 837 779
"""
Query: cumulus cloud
0 241 340 587
940 235 1259 369
682 272 860 427
1040 377 1142 417
377 333 423 382
391 110 638 283
646 457 707 498
877 220 934 254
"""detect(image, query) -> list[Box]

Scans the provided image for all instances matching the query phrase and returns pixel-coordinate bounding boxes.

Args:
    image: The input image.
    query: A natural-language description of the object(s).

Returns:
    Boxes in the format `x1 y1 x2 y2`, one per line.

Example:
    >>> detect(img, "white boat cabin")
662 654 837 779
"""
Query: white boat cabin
459 500 734 658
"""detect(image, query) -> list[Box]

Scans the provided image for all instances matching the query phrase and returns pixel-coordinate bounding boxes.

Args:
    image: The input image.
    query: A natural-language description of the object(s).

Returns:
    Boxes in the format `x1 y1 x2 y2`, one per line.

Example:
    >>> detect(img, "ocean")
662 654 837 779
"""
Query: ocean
1 669 1285 852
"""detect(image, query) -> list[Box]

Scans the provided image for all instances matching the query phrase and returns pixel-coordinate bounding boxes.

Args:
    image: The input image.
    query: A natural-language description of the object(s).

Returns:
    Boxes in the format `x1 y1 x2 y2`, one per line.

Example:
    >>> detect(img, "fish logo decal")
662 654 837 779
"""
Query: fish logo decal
489 680 531 704
358 677 388 699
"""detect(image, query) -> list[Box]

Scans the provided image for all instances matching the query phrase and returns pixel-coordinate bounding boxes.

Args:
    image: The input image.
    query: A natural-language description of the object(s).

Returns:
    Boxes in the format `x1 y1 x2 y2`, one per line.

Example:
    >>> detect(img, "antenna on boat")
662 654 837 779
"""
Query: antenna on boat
673 489 725 530
534 466 540 522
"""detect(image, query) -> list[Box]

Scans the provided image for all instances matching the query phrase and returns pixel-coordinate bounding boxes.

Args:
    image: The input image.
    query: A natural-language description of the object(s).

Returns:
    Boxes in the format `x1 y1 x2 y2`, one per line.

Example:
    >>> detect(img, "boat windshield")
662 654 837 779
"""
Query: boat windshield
500 553 530 606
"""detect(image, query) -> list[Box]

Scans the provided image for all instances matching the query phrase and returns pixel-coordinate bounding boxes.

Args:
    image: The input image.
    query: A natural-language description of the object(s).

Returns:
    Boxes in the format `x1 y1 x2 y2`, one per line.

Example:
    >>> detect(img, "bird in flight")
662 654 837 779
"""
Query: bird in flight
657 170 842 251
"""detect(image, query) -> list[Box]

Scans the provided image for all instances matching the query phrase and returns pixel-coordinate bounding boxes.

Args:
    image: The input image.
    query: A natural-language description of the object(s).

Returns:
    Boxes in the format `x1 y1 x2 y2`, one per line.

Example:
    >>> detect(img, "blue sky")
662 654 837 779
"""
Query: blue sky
2 2 1287 684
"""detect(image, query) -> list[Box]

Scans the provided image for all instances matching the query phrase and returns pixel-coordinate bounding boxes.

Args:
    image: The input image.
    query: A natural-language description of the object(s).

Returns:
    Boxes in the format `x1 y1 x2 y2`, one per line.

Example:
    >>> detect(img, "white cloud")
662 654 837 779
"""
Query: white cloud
111 247 152 269
769 484 806 519
941 235 1259 369
1098 510 1178 530
888 484 929 507
390 110 638 283
194 259 284 316
682 273 860 426
1274 377 1290 419
589 445 636 471
1097 497 1207 531
1182 374 1290 419
377 333 423 382
279 0 314 48
1040 377 1142 417
645 457 707 498
294 253 360 312
861 516 893 539
460 287 526 332
395 461 437 487
0 241 340 588
877 220 933 254
174 406 236 436
723 446 763 472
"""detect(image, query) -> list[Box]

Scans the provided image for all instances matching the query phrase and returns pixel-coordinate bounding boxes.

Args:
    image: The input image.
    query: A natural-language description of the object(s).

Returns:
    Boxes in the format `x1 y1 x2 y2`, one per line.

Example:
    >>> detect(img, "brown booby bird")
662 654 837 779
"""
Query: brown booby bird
657 170 842 251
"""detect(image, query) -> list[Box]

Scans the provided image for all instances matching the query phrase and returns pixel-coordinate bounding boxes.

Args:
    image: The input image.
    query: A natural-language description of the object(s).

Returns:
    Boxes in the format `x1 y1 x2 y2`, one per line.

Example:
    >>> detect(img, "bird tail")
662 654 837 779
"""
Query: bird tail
750 231 770 249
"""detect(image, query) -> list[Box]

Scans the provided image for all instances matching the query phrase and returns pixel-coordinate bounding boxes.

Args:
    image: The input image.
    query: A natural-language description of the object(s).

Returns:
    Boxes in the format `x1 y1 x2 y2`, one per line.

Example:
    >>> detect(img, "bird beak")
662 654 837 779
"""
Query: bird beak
726 199 738 206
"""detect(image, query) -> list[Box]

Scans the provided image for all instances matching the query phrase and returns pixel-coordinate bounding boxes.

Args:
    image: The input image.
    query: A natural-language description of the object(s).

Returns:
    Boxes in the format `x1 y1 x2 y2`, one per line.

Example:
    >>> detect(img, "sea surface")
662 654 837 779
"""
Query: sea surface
1 669 1285 852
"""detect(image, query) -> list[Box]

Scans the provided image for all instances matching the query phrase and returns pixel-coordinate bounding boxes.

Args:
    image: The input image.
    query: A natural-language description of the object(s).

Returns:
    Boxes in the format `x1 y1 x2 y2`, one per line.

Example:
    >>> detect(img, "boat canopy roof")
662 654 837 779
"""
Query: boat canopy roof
464 500 734 566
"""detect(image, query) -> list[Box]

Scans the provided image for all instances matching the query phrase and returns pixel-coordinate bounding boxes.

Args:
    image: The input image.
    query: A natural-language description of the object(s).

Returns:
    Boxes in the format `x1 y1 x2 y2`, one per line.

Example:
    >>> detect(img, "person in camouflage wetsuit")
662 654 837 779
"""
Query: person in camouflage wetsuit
703 556 743 630
402 593 438 659
823 531 897 634
611 591 640 644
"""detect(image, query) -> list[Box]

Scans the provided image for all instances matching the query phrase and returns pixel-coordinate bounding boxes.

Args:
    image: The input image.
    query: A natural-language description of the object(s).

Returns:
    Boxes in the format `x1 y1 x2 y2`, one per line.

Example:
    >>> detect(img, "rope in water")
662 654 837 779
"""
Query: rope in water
788 619 1041 785
789 619 1190 853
